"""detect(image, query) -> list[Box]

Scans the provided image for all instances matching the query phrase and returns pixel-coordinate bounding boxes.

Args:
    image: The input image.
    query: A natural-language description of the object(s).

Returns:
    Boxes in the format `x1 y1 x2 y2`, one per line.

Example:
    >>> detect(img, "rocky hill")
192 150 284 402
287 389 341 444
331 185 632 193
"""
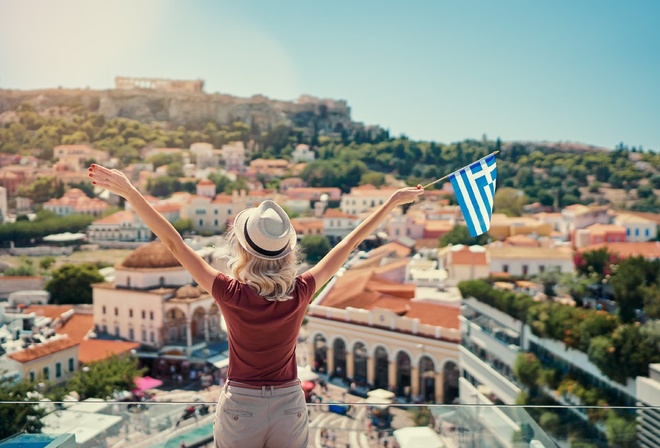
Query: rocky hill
0 88 356 134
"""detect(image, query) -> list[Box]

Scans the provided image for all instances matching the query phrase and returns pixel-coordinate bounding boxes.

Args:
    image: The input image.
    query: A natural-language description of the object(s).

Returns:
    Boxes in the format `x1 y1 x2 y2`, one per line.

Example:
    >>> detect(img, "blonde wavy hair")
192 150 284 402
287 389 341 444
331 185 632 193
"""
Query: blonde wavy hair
223 227 301 301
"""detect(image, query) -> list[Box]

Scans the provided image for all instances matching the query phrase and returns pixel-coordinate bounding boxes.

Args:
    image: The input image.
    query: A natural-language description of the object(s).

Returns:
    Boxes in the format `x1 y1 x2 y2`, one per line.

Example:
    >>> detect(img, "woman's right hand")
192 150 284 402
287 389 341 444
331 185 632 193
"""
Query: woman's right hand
388 186 425 207
88 164 137 199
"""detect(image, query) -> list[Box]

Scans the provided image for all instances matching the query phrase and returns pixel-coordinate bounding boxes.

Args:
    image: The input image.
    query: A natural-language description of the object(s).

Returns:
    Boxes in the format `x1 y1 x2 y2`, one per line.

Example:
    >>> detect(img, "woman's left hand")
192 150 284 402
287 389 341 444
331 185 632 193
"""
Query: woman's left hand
88 164 137 199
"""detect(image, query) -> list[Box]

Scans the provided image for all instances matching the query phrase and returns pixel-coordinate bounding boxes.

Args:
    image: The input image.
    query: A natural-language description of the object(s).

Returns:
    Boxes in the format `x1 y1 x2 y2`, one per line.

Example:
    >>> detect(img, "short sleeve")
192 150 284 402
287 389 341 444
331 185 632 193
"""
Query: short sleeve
212 271 232 303
297 271 317 304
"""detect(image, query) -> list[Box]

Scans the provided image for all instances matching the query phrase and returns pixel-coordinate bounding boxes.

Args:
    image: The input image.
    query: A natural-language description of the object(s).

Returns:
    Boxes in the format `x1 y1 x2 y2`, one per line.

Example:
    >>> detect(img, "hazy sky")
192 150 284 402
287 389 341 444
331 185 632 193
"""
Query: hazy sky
1 0 659 150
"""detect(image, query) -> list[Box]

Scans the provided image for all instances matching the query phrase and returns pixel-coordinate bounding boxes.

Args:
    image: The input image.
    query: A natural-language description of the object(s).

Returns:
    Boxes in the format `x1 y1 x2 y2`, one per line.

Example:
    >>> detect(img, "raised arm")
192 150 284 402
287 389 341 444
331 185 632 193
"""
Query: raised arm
307 187 423 293
88 164 218 294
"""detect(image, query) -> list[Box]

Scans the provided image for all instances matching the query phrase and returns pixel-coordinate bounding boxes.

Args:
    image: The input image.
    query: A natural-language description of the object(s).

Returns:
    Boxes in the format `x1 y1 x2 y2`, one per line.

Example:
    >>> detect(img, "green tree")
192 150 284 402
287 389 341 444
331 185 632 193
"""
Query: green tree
173 218 193 234
611 256 647 322
439 225 489 247
493 187 527 217
0 376 44 439
39 256 56 271
45 264 105 305
359 171 386 187
300 235 331 263
18 176 58 203
604 411 637 448
65 354 146 400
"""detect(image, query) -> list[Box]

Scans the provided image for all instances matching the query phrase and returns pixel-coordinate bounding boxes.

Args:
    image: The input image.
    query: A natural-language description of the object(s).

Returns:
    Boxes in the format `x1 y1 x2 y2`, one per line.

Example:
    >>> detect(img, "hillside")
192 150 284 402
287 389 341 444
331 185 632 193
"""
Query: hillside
0 88 356 136
0 86 658 213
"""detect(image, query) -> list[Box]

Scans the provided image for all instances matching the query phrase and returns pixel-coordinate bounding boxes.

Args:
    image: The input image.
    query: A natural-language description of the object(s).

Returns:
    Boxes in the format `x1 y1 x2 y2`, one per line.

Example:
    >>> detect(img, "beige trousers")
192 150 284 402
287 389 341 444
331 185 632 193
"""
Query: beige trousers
214 381 309 448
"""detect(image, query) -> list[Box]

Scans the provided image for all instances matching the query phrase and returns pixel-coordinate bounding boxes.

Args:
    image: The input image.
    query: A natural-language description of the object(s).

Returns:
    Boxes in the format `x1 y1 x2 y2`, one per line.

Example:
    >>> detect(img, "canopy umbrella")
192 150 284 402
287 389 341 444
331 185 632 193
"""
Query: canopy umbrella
134 376 163 391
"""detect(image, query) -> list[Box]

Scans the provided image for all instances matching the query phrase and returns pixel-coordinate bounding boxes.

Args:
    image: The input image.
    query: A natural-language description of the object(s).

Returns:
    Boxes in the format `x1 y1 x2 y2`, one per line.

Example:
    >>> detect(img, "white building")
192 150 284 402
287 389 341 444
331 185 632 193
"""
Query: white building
190 142 217 169
221 141 247 173
180 192 247 233
291 144 316 163
614 213 658 242
561 204 609 235
87 210 152 245
487 246 574 277
637 364 660 447
92 242 223 356
0 185 7 221
322 208 361 240
340 185 399 216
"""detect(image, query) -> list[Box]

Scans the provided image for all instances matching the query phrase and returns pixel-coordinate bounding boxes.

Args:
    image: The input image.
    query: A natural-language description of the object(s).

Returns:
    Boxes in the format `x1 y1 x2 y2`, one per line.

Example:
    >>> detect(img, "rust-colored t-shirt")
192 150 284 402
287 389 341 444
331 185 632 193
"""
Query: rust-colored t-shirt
211 271 316 386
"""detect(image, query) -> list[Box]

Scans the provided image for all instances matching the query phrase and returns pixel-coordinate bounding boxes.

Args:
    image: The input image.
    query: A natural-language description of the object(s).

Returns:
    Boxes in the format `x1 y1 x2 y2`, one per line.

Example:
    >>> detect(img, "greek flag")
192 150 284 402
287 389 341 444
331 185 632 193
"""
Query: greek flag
449 153 498 237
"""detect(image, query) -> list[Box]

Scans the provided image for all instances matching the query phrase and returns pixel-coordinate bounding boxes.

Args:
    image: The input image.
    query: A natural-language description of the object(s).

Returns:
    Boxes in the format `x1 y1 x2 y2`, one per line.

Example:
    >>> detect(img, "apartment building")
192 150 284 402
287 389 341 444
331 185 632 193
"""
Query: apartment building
340 185 399 215
307 252 461 404
488 246 574 277
614 213 658 242
42 188 110 217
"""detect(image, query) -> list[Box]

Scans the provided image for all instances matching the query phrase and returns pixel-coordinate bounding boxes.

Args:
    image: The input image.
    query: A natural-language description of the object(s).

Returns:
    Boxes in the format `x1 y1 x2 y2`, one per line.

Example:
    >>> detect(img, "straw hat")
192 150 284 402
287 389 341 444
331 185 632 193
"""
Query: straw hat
233 200 297 260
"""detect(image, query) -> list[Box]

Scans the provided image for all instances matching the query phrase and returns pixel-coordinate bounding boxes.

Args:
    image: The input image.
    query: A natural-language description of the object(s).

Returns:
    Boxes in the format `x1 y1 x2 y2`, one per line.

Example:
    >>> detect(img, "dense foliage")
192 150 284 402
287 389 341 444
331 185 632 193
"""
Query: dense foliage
0 210 95 247
459 279 660 383
45 264 105 304
2 104 659 210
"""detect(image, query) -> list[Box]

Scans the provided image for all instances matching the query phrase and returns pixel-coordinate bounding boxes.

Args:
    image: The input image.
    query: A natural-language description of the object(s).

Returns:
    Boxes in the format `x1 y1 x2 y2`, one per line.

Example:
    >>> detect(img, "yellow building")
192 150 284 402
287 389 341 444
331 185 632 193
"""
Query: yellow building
488 213 553 241
307 259 461 404
8 337 79 384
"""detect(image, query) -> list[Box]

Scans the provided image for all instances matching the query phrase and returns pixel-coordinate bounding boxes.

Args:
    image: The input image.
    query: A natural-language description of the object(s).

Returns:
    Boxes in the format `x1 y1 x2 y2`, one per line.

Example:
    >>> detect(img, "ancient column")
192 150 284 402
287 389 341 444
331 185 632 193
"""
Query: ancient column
186 319 193 350
435 371 444 404
346 350 354 379
411 365 420 398
388 360 397 391
326 346 335 375
367 356 375 386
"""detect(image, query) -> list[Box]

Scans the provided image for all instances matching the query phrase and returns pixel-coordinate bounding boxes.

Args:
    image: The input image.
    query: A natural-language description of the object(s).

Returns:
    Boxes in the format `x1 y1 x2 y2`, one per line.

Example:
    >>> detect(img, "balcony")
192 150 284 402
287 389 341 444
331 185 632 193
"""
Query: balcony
0 396 649 447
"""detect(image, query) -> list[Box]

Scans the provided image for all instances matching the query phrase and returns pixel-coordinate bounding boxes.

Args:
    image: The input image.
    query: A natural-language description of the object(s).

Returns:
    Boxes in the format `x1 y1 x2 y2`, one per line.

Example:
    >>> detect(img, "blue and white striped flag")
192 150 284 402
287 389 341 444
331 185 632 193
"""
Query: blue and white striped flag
449 153 498 237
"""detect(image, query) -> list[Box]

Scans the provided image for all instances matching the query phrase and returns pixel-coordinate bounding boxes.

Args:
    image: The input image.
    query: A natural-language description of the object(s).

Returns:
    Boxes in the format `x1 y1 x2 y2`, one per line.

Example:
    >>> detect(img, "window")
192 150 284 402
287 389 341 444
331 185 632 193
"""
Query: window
43 367 50 380
199 219 203 226
160 276 165 287
539 265 545 273
150 311 154 320
69 358 74 372
115 326 120 337
114 307 118 316
102 306 106 314
102 324 107 333
129 328 134 340
29 371 35 382
56 362 62 378
142 329 147 341
646 228 650 236
142 310 146 319
228 209 232 215
150 331 155 343
635 228 640 236
522 265 529 276
503 264 509 273
129 309 133 318
214 219 218 226
626 228 630 236
214 209 218 215
127 276 131 287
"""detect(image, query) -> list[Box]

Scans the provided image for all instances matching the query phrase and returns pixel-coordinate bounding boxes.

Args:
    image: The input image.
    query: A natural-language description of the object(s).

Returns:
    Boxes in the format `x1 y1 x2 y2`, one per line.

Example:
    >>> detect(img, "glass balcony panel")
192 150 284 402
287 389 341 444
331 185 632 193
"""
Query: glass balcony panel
0 400 650 447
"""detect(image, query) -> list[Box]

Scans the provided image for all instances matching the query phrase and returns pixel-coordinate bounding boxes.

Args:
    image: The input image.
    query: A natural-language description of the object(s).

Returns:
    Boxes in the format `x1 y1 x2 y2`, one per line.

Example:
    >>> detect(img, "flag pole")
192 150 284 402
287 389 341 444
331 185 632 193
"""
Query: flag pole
421 150 499 189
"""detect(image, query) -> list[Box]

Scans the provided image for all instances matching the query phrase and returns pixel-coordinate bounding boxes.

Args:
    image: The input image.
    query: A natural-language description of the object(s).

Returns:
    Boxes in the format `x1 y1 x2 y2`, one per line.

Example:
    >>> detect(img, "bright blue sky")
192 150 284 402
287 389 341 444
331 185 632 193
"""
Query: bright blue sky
1 0 659 150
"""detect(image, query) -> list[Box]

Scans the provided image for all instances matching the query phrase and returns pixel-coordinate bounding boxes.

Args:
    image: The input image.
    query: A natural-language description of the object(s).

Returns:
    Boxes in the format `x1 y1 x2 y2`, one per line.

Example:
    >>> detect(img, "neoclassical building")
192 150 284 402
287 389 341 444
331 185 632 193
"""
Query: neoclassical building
307 249 461 404
92 242 223 361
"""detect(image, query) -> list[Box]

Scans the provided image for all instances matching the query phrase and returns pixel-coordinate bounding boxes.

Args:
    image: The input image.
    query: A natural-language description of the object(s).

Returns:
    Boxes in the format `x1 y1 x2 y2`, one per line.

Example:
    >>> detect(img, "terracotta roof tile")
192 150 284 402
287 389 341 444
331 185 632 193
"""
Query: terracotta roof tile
367 242 411 259
56 314 94 343
9 338 79 363
578 242 660 259
78 339 141 364
405 302 460 329
24 305 74 321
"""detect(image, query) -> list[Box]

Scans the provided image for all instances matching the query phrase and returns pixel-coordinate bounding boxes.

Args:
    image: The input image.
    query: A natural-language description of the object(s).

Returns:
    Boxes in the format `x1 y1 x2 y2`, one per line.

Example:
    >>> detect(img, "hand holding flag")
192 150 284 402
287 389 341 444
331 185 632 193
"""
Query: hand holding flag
423 152 498 237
